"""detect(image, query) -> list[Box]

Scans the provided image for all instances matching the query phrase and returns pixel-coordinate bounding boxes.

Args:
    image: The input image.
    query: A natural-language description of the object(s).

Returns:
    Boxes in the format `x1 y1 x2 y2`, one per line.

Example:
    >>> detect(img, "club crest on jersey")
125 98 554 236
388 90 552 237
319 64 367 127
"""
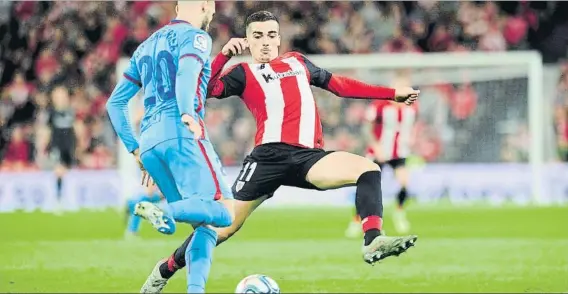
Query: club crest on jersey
193 34 208 52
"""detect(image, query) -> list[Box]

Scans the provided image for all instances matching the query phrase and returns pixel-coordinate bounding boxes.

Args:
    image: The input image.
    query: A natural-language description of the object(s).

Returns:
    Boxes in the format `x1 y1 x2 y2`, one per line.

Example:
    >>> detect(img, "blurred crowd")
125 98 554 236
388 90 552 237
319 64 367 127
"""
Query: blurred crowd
1 1 568 171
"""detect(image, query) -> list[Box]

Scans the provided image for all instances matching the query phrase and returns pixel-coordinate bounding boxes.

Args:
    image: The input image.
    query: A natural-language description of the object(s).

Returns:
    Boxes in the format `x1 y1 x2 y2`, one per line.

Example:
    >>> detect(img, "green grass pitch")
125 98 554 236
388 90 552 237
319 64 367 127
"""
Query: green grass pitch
1 205 567 292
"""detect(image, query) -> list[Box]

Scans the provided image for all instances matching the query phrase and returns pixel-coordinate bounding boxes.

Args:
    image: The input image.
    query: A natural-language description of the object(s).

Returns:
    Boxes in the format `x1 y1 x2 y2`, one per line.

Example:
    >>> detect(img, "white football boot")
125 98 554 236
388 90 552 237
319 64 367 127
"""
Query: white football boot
362 234 417 265
140 260 169 293
134 201 176 235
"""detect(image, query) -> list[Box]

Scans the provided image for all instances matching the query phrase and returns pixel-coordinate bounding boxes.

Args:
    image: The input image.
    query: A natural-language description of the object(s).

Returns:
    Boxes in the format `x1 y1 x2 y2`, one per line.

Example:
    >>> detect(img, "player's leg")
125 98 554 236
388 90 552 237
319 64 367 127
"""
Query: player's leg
159 139 233 228
125 196 143 238
179 140 236 294
159 153 278 276
137 139 233 231
391 159 411 233
53 145 72 215
137 147 182 234
185 225 216 293
53 164 66 215
305 151 417 265
141 151 283 293
345 159 384 239
306 151 383 243
140 196 269 294
393 159 410 209
178 151 281 292
136 139 232 293
345 191 363 238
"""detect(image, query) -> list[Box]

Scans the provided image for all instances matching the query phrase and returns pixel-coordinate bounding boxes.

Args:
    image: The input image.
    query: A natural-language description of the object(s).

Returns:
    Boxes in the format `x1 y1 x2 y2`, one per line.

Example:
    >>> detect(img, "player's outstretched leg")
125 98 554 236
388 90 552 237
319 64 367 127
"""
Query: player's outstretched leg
125 198 143 239
306 151 417 265
393 165 410 234
134 198 232 235
185 226 217 293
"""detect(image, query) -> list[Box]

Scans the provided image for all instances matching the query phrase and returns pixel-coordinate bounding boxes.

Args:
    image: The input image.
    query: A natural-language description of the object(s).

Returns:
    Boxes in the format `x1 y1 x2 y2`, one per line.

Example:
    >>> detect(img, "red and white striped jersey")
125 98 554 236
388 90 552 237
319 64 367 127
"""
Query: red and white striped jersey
366 100 417 161
209 52 330 149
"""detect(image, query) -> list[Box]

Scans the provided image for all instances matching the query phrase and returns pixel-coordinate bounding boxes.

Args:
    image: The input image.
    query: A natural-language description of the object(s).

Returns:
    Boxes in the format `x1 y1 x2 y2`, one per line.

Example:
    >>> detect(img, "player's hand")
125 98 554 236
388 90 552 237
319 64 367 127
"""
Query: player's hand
181 114 203 140
221 38 248 57
132 149 154 187
394 87 420 105
141 171 154 187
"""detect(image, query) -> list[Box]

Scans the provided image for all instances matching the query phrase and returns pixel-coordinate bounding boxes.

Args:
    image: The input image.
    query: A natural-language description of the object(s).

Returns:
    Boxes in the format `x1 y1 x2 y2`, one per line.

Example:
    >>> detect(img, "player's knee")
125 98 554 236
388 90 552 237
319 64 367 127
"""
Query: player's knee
217 230 231 243
219 199 236 226
216 223 242 243
226 224 242 239
357 159 380 177
351 160 381 186
228 212 235 226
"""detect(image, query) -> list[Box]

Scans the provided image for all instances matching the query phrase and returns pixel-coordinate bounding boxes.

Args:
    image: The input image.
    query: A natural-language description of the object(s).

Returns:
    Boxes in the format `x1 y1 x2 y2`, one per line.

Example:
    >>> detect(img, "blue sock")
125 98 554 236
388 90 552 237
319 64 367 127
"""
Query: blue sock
126 214 142 233
186 226 218 294
161 198 232 228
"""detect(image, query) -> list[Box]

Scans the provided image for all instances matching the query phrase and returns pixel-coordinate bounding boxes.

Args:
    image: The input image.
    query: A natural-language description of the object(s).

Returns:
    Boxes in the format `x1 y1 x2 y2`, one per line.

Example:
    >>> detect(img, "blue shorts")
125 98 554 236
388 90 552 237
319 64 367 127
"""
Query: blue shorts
140 138 233 203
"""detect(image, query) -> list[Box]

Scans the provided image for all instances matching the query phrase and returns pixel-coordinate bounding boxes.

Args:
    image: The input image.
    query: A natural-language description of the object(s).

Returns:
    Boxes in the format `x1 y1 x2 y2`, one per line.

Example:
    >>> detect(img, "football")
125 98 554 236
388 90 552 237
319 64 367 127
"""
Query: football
235 274 280 293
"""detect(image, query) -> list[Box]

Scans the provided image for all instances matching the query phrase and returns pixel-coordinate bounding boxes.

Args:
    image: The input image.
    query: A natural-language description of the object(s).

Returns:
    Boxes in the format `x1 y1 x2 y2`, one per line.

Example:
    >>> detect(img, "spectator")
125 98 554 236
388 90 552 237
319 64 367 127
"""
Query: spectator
0 1 567 168
2 125 32 171
49 86 75 168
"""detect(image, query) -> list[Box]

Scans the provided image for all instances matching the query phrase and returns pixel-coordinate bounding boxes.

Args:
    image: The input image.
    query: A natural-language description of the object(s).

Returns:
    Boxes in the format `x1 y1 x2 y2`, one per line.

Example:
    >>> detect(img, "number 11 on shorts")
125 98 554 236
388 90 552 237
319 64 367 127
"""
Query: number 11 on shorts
235 161 257 192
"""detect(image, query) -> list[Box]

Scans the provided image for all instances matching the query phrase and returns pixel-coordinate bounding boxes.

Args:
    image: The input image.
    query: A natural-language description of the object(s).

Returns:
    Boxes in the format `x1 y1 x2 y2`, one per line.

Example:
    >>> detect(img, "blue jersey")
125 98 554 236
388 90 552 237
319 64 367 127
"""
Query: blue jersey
106 20 212 153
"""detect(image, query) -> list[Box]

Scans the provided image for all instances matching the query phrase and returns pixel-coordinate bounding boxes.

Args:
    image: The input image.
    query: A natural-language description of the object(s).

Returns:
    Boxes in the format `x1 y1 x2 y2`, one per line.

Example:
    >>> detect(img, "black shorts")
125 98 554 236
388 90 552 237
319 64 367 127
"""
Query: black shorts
231 143 334 201
374 158 407 170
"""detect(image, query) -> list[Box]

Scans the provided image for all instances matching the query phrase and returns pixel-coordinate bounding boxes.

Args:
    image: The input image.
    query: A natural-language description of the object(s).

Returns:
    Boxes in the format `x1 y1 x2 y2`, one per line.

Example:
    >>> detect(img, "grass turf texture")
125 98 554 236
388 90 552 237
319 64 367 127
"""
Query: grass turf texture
1 205 567 293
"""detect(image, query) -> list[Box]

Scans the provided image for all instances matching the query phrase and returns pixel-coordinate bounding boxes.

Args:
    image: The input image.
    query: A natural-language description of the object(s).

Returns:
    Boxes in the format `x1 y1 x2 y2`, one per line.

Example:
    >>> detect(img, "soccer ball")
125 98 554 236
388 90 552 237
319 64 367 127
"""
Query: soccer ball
235 274 280 293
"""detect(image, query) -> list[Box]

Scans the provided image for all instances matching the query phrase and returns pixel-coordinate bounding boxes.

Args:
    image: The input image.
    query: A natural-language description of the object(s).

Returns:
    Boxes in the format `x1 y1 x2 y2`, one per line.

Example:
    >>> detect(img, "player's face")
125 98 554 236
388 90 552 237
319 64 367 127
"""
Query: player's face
201 1 215 31
246 20 281 63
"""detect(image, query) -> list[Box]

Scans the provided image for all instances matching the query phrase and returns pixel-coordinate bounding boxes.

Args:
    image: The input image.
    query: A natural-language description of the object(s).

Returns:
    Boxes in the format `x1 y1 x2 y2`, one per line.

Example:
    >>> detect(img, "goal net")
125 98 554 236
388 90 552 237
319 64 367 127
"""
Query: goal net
117 51 566 205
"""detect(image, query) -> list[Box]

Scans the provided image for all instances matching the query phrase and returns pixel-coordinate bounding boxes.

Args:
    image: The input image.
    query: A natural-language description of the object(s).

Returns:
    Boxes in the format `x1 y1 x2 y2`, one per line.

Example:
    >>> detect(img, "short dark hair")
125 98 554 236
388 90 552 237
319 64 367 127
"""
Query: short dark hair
245 11 278 29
